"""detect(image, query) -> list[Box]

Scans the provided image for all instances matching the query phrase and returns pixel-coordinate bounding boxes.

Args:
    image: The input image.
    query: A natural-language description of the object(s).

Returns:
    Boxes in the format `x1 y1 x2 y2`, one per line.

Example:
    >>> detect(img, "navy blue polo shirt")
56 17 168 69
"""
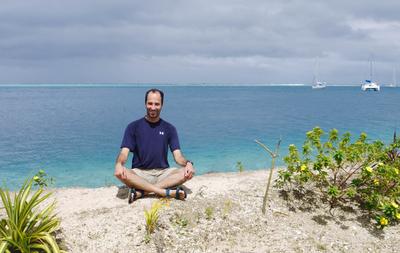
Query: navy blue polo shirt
120 117 180 169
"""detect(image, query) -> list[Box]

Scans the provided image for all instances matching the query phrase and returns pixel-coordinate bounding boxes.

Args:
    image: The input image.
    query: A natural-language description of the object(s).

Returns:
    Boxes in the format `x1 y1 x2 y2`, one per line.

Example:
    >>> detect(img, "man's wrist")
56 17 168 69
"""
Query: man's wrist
186 160 194 166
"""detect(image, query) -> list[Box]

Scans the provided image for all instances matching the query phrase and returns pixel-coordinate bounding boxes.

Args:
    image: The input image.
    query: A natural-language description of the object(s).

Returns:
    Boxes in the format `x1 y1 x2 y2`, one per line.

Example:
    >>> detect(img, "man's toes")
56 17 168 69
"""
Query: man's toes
177 191 184 200
175 190 186 200
181 190 187 199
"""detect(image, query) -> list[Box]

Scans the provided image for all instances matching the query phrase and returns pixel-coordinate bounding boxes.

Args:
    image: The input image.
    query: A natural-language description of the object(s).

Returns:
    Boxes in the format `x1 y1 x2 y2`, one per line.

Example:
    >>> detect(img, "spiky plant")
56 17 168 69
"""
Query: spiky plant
144 201 163 236
0 178 63 253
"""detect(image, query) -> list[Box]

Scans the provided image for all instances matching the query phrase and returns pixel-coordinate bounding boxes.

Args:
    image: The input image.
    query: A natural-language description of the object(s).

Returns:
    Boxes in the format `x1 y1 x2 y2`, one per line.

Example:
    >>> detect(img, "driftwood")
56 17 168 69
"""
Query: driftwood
255 139 281 214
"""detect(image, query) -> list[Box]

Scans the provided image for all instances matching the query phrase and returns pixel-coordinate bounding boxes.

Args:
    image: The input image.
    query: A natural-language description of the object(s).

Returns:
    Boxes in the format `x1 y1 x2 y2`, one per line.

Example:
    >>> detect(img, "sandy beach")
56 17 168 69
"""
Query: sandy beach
42 170 399 252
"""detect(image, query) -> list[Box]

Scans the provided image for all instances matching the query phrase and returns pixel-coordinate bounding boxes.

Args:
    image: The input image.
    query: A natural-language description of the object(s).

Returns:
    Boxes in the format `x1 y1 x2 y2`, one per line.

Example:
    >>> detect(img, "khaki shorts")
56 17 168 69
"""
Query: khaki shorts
132 167 181 185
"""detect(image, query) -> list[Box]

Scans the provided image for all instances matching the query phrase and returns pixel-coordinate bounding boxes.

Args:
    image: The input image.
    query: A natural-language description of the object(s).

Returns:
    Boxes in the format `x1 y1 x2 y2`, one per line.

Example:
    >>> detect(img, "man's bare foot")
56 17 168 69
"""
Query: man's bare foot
165 187 187 200
128 188 145 204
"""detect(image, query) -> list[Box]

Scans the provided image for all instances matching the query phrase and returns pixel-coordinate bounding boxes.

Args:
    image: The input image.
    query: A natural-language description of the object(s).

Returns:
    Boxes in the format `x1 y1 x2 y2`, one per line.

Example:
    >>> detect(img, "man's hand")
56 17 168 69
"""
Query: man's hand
184 162 195 180
115 148 129 180
172 149 195 180
114 165 127 180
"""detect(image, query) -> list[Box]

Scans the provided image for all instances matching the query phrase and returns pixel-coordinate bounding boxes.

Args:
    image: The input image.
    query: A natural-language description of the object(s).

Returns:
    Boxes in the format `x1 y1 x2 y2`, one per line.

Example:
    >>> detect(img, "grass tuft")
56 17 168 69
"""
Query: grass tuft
144 200 164 236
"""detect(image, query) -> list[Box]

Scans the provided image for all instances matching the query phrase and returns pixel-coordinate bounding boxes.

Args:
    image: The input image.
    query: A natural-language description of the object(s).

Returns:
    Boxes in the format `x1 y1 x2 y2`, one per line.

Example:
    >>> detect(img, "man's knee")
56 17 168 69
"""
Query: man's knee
114 169 136 183
114 173 123 181
180 170 194 184
170 168 188 184
115 174 130 186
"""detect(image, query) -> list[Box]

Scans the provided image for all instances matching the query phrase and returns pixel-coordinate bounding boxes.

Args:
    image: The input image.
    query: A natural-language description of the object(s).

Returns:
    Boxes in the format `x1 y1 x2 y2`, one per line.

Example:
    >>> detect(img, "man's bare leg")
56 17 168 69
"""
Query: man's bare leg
116 168 187 199
154 168 188 199
155 168 187 188
116 169 165 196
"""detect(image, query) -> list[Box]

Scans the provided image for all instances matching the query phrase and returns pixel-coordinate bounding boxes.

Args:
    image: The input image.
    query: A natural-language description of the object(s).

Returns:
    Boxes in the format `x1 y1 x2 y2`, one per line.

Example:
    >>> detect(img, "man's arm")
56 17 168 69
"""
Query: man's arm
172 149 189 166
172 149 195 180
114 147 130 179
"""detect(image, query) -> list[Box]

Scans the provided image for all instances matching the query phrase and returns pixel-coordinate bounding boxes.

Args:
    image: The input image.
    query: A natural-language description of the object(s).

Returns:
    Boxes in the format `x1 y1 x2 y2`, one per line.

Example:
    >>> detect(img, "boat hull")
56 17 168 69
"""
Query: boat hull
312 81 326 89
361 82 380 91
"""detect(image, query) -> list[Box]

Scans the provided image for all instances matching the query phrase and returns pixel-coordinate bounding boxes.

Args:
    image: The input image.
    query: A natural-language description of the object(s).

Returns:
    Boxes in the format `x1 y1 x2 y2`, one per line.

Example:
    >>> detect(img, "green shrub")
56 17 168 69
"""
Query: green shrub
276 127 400 228
236 161 245 172
33 169 54 188
0 177 63 252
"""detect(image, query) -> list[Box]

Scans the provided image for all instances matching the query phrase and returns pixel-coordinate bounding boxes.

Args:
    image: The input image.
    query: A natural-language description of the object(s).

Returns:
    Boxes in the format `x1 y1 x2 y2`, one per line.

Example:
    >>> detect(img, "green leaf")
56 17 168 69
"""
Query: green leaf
327 185 340 197
0 241 9 253
0 174 62 252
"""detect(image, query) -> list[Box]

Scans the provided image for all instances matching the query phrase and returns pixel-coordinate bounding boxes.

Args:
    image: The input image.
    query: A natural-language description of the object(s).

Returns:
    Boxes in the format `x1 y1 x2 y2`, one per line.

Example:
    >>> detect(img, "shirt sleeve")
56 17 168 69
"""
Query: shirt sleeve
169 125 180 152
120 124 136 151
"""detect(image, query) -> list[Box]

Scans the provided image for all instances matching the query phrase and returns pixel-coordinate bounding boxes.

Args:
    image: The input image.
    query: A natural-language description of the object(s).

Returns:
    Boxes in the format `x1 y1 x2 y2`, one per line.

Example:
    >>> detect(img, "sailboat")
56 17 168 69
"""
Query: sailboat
361 59 380 91
312 58 326 89
312 80 327 89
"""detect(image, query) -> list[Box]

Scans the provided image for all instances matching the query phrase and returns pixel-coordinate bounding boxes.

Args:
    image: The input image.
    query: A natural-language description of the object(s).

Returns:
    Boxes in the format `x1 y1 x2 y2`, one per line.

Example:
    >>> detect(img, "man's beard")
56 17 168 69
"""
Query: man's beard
147 110 159 119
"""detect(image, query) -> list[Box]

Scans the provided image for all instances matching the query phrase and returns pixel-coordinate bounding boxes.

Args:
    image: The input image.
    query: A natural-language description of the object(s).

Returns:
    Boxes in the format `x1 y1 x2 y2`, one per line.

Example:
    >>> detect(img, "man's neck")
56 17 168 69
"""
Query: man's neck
144 116 160 123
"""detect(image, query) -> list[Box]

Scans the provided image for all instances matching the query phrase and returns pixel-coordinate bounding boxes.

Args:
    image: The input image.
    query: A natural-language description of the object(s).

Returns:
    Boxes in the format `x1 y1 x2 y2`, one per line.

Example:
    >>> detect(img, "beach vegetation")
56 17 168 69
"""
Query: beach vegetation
316 243 327 251
222 199 233 219
236 161 245 172
33 169 54 188
144 200 163 236
255 139 281 214
205 206 214 220
0 177 63 252
171 212 189 228
277 127 400 228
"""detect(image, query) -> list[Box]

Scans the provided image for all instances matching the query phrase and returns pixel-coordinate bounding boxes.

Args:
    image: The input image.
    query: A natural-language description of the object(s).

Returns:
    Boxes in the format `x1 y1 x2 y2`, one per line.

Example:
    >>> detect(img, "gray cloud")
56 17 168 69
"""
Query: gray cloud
0 0 399 84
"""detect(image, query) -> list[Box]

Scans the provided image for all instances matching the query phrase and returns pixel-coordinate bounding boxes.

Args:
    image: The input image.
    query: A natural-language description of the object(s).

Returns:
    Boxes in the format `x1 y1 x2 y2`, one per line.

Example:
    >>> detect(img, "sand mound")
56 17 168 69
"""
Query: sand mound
47 170 400 252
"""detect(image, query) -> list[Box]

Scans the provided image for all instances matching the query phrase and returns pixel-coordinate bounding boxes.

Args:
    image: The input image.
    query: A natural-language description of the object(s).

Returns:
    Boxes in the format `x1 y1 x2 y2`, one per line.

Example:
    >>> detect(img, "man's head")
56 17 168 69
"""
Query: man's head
145 89 164 122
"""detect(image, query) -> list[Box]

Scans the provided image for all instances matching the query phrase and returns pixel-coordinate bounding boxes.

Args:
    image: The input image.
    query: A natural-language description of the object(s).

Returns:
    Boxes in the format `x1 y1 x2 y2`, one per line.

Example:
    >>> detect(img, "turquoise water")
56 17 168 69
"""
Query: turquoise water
0 85 399 189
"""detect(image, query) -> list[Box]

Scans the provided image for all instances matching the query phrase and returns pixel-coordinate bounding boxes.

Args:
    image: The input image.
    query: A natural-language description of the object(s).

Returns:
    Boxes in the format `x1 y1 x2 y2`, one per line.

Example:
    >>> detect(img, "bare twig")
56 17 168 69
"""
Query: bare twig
255 138 281 214
255 140 276 158
339 162 365 188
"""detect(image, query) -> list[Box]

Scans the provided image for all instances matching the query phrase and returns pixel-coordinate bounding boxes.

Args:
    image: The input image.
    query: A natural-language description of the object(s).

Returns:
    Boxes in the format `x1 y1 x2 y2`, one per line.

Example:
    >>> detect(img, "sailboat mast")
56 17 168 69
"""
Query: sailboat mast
370 60 373 81
313 57 319 84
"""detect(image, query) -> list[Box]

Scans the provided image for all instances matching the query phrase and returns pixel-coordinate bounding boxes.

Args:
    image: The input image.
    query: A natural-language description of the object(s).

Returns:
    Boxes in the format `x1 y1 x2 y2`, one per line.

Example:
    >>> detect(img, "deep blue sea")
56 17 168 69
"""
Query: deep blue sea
0 85 399 189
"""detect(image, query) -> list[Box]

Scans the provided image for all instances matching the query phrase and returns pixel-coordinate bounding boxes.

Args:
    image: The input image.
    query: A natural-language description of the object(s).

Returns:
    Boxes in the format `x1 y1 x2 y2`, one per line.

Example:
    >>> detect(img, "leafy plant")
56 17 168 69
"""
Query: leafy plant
277 127 400 228
0 177 63 252
33 169 54 188
172 213 189 228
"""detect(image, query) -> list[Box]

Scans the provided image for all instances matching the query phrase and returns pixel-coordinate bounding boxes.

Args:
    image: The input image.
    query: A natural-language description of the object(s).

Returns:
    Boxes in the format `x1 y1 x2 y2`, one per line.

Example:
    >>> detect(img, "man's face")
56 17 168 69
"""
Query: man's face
146 92 163 120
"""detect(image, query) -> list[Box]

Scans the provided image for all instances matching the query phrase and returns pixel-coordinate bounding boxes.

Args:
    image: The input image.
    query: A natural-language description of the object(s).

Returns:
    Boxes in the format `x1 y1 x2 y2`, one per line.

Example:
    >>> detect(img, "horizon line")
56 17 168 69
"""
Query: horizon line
0 83 374 88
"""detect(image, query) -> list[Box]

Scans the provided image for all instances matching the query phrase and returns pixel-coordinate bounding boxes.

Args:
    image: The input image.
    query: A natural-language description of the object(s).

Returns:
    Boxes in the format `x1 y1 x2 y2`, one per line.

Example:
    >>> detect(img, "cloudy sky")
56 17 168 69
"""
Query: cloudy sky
1 0 400 85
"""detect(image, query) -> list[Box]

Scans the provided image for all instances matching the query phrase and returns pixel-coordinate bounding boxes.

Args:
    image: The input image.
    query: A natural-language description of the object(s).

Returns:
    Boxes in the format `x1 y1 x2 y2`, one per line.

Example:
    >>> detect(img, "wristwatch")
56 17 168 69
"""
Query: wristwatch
186 160 194 166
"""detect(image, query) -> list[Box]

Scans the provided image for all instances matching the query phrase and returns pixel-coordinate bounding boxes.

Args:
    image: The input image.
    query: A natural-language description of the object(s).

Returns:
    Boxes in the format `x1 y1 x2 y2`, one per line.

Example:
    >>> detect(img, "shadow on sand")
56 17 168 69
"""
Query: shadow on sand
278 188 385 238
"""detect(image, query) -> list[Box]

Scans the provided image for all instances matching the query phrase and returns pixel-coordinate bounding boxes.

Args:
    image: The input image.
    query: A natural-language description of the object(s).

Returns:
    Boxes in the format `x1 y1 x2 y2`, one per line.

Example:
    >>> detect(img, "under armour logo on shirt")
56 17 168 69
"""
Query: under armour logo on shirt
159 131 164 135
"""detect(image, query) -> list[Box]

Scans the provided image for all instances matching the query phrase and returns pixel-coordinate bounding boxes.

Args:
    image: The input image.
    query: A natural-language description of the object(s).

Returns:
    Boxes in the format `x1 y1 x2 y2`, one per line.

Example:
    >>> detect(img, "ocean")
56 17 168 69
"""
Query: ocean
0 85 399 189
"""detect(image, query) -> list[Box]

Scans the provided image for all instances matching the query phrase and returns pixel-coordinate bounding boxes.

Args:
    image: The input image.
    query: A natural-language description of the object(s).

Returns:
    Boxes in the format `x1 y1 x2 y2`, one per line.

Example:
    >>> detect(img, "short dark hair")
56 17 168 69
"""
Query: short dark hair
145 88 164 105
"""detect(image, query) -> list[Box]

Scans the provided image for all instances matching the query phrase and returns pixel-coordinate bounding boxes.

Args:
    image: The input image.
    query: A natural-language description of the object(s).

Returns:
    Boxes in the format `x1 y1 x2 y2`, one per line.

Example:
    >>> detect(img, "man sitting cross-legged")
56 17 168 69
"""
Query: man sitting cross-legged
114 88 195 203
